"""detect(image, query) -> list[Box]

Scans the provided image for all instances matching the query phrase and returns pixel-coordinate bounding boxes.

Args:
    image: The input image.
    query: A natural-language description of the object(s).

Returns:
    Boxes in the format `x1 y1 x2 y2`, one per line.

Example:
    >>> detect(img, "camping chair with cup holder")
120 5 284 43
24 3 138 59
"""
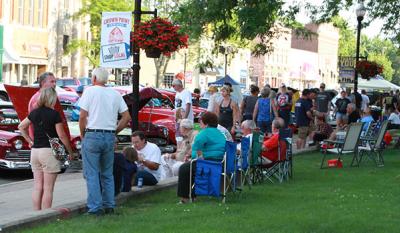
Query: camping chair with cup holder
358 120 389 167
236 136 251 191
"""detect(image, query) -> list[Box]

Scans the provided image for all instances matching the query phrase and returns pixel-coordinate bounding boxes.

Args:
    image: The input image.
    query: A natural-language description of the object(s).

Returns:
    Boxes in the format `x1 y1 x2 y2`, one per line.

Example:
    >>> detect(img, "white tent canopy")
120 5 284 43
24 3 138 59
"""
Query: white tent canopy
344 76 400 91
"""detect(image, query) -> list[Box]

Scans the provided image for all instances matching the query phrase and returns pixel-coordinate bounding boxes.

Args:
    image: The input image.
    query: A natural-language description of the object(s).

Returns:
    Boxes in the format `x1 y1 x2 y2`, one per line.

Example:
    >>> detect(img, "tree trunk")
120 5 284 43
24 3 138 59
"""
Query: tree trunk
154 54 171 87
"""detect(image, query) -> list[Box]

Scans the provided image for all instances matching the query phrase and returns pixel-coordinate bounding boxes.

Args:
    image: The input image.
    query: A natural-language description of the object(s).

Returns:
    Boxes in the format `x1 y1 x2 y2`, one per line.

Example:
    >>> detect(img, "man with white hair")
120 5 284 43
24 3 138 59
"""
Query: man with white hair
172 79 193 121
79 67 131 216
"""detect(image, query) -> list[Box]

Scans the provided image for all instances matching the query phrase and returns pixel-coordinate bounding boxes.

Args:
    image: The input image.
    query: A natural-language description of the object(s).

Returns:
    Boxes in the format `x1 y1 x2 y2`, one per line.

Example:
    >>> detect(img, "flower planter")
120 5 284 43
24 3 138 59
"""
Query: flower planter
145 48 161 58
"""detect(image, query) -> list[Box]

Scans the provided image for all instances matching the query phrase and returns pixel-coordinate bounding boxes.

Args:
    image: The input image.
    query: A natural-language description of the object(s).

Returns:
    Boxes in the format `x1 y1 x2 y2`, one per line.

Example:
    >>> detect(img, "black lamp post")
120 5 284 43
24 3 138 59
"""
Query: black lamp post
354 1 366 93
131 0 157 132
219 45 233 82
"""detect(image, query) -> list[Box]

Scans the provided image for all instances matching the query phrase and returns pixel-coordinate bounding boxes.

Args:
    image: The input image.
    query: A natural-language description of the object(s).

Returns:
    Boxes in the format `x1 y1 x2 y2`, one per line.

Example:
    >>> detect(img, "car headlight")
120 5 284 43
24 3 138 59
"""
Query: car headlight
74 140 82 150
14 139 23 150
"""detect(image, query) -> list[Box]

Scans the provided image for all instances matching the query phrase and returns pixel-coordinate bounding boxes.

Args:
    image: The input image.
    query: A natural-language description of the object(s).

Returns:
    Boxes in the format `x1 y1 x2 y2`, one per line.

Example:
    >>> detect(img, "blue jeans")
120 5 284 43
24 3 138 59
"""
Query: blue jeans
135 170 158 186
82 131 116 213
257 121 272 134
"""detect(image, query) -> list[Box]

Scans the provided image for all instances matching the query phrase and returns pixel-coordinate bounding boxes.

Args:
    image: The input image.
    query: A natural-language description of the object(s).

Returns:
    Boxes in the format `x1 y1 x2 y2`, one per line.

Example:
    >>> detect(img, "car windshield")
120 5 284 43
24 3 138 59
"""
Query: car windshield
79 78 92 85
57 79 77 87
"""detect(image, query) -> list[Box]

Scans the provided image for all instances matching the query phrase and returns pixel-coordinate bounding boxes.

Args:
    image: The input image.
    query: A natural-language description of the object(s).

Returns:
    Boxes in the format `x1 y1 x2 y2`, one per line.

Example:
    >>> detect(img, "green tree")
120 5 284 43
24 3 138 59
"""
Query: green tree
305 0 400 45
172 0 302 56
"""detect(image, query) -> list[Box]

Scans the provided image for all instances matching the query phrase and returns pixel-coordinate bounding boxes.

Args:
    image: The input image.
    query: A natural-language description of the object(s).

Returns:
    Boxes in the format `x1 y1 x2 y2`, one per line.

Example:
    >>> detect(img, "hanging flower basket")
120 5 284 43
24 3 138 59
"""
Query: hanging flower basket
355 60 384 80
131 17 189 58
145 48 162 58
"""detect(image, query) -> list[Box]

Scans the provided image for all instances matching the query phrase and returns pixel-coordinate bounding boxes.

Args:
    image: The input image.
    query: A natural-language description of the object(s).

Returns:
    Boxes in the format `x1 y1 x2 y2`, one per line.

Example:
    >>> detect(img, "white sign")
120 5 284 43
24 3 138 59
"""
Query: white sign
100 12 132 68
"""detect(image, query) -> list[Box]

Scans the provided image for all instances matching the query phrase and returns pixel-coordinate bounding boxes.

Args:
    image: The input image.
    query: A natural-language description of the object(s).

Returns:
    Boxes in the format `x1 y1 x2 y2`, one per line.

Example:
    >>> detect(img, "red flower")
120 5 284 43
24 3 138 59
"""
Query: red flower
355 60 384 80
131 17 189 56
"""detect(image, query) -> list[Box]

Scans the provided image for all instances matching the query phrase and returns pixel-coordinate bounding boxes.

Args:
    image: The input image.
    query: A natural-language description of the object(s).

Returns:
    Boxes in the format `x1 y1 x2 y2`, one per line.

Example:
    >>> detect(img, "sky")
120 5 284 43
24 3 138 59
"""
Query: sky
290 0 384 38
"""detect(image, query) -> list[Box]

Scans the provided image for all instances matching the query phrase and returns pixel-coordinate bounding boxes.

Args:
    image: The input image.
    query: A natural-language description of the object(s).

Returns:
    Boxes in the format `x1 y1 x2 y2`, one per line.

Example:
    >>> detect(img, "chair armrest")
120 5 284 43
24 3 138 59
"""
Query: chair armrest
360 136 376 142
323 139 344 145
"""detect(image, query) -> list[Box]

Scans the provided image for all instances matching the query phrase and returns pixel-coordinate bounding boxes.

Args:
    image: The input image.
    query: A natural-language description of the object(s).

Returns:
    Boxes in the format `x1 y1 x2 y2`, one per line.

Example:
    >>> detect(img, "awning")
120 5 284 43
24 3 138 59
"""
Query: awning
2 47 20 64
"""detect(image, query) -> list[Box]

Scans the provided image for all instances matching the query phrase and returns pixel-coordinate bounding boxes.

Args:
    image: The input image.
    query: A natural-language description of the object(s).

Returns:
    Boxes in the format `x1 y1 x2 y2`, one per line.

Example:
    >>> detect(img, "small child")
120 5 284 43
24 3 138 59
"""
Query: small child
121 146 138 192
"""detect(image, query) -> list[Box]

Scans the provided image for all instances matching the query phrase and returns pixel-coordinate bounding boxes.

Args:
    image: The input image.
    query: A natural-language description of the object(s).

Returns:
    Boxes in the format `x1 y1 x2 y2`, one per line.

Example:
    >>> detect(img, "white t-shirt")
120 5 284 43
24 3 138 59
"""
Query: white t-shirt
388 113 400 125
79 86 128 130
175 89 194 121
137 142 162 181
361 94 370 111
217 124 233 142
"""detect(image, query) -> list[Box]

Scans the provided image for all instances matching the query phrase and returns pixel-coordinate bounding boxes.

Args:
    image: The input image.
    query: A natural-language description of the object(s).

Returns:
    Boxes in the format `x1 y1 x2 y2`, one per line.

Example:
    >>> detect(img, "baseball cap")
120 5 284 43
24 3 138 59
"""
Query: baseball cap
280 83 286 88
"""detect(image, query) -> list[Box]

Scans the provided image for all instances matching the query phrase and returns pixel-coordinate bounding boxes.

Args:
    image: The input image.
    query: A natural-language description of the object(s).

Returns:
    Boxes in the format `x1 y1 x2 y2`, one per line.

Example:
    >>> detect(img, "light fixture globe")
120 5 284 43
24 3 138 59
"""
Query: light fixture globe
356 2 366 19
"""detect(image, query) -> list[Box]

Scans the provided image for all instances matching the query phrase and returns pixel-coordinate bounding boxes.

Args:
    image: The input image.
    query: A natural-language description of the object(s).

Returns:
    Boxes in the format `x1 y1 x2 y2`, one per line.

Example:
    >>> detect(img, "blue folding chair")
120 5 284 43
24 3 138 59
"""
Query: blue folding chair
237 137 251 191
189 141 237 203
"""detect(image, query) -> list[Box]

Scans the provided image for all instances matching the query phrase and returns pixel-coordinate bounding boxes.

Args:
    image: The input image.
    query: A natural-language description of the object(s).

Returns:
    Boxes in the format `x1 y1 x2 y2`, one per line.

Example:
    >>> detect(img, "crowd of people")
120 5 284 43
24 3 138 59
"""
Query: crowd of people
19 68 400 213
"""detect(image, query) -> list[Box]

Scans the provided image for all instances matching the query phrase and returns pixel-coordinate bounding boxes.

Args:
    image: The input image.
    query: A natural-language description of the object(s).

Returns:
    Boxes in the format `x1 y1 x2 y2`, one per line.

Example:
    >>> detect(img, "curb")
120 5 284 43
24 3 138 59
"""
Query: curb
0 178 177 233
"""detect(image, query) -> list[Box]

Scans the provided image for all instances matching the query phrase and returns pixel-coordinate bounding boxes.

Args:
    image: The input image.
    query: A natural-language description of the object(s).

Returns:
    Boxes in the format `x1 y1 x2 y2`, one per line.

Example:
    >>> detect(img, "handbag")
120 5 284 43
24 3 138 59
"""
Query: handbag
47 135 68 161
40 121 67 161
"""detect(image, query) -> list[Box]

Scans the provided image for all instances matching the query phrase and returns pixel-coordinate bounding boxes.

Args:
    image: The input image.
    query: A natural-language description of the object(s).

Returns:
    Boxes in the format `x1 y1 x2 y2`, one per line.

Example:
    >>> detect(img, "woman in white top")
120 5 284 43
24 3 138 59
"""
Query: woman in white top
387 107 400 129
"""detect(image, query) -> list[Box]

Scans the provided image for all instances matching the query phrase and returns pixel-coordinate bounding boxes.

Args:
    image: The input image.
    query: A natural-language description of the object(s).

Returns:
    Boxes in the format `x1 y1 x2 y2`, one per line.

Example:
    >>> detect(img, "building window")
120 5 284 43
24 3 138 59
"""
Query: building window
28 0 34 25
64 0 70 16
63 35 69 51
37 0 43 27
18 0 23 24
62 66 68 77
163 73 174 88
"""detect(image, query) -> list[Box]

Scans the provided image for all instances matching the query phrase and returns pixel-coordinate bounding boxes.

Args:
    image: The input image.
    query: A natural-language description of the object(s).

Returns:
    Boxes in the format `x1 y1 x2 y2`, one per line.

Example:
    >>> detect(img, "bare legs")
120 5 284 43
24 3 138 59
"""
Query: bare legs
32 170 58 210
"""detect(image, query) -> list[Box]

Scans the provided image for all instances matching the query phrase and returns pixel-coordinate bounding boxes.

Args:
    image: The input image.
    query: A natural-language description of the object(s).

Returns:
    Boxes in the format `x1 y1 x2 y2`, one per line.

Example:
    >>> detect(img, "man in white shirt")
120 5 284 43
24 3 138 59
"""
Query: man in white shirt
361 90 370 112
388 107 400 129
172 79 194 121
172 79 194 141
131 131 162 185
79 67 131 215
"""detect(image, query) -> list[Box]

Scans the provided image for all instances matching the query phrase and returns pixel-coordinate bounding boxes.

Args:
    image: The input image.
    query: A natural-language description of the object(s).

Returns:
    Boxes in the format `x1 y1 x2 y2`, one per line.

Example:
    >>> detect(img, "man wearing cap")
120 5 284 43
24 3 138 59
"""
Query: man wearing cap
295 89 313 149
276 83 292 127
79 67 131 215
315 83 332 118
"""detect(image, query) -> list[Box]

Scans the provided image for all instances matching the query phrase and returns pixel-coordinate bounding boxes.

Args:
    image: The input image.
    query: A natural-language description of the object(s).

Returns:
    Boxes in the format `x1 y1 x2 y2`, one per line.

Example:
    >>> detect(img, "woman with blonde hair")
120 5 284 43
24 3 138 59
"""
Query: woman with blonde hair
18 87 74 210
215 85 240 134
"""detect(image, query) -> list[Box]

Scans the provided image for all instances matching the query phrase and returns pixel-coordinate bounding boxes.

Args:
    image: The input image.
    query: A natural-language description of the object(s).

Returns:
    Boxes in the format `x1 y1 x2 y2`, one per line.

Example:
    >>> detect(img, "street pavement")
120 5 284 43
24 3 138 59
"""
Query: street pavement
0 143 317 232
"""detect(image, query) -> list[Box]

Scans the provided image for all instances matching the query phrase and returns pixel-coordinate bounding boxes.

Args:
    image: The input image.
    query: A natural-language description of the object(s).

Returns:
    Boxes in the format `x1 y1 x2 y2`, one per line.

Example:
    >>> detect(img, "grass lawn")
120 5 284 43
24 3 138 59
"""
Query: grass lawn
23 150 400 233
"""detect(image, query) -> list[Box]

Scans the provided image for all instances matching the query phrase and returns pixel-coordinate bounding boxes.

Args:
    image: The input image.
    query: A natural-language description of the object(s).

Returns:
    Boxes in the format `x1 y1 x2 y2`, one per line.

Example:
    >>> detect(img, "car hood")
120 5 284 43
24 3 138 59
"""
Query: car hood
4 85 71 138
123 87 163 113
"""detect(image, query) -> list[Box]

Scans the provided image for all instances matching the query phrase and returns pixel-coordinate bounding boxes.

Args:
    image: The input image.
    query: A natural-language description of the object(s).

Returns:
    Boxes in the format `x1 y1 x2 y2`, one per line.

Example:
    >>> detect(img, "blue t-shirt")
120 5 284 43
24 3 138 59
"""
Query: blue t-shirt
257 98 272 122
295 98 312 127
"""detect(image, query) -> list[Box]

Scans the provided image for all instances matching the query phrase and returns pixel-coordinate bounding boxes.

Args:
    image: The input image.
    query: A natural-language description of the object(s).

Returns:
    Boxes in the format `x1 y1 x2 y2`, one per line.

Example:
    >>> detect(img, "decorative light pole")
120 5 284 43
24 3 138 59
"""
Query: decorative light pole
131 0 157 132
354 1 366 93
219 45 233 82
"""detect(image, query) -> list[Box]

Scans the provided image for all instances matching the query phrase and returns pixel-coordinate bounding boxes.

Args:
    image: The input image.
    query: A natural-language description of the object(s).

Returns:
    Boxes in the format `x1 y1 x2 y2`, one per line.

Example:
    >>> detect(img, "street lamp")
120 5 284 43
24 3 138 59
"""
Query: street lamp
219 45 233 82
131 0 157 132
354 1 366 92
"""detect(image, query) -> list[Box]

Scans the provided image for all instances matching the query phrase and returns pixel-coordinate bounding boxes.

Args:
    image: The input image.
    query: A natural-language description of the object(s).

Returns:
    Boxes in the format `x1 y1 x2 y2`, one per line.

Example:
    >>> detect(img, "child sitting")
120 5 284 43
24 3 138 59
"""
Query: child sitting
114 146 138 195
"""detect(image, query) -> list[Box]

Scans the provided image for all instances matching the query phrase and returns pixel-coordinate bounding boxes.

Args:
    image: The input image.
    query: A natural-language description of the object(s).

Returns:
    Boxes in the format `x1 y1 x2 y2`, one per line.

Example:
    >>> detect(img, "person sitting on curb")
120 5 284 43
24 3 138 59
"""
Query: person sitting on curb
261 117 286 164
131 131 162 186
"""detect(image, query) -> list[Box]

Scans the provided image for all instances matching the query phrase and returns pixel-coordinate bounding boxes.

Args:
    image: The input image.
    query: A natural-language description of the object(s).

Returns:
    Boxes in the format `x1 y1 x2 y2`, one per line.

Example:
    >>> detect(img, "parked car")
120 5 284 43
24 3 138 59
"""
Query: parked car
56 77 81 87
157 88 206 122
0 100 19 131
1 85 82 171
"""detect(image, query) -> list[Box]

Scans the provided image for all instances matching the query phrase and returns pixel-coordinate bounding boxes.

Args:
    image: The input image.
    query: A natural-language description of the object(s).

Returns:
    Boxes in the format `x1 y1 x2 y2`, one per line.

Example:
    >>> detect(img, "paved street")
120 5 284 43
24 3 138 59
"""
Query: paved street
0 170 32 185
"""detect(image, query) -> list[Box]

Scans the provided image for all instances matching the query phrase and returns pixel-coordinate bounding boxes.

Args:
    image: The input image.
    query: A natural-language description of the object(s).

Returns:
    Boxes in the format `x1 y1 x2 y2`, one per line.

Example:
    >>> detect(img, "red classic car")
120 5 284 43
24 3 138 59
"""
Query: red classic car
0 85 81 171
123 87 177 152
157 88 205 122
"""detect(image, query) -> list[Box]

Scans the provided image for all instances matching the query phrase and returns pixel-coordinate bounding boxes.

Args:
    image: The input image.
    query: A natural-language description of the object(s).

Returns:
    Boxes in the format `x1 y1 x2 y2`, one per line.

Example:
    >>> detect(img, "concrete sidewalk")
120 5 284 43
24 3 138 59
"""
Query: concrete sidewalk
0 172 178 232
0 145 317 232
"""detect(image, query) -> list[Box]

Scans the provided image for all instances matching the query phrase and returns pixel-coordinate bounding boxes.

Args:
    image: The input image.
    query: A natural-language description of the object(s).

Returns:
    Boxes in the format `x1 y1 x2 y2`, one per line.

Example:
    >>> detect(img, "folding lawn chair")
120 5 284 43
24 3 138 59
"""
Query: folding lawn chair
249 131 263 184
279 128 293 180
260 137 288 183
321 122 364 169
189 141 237 203
358 120 389 167
237 136 251 191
